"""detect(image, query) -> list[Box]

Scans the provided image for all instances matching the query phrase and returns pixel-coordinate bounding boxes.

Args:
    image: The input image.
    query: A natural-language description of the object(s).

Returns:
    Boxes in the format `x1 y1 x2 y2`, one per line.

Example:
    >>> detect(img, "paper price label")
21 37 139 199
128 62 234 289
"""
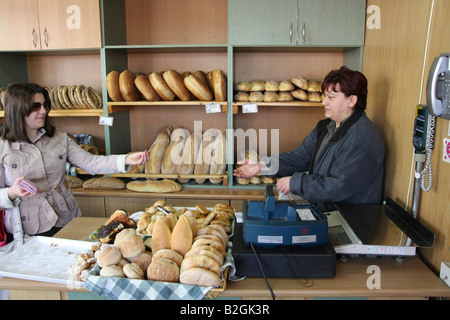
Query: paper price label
242 103 258 113
99 116 114 126
205 103 222 113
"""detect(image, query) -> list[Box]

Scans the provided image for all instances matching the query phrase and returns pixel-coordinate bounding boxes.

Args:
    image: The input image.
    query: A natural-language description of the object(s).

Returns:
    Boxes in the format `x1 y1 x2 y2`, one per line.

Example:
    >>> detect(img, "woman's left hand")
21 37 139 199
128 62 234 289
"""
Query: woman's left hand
125 150 150 165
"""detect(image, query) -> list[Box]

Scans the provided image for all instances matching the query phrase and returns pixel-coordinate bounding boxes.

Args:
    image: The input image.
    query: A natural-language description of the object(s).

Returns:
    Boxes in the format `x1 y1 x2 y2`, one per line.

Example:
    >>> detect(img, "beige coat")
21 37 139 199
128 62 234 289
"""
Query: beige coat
0 129 126 235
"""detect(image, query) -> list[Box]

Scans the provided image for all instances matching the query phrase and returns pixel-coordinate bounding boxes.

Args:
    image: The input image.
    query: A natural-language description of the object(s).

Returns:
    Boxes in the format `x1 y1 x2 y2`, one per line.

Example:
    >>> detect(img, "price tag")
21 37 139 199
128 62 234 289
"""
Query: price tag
205 103 222 113
242 103 258 113
99 116 114 126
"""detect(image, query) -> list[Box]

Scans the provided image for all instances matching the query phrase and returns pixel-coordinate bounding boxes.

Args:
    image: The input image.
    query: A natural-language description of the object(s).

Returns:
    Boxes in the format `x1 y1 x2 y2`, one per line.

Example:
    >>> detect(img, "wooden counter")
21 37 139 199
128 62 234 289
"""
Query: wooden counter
1 217 449 300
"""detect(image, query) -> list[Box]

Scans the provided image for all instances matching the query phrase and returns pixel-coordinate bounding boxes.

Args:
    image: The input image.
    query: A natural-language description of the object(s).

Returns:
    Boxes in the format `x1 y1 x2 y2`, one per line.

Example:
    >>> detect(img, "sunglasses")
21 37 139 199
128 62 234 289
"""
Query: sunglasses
31 102 50 112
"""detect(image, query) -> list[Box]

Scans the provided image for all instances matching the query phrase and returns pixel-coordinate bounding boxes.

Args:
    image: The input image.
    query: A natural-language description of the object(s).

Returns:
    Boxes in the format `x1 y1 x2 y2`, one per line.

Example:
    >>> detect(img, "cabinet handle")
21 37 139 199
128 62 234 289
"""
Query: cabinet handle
289 23 293 43
43 28 48 47
302 23 306 43
31 28 37 48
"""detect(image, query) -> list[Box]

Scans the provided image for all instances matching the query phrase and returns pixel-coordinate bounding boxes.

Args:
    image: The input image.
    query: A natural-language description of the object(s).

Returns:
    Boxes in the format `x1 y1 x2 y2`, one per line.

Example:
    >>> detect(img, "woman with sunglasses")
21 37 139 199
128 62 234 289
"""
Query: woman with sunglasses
0 83 149 244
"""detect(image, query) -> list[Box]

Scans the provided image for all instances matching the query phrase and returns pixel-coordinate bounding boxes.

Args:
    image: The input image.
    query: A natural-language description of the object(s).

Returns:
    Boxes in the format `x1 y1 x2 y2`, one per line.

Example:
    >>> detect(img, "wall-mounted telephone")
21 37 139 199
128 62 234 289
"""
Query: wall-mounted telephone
413 105 435 191
426 52 450 120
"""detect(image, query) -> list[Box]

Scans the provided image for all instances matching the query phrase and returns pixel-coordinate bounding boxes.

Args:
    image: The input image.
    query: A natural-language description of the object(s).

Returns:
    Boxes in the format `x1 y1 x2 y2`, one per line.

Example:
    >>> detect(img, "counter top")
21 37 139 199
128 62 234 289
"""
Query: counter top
1 217 449 300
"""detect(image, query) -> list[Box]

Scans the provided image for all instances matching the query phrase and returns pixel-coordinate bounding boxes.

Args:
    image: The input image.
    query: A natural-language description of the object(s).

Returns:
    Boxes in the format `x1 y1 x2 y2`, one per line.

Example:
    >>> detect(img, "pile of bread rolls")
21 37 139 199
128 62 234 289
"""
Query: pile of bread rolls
106 69 226 103
128 125 227 185
92 200 235 287
234 76 323 103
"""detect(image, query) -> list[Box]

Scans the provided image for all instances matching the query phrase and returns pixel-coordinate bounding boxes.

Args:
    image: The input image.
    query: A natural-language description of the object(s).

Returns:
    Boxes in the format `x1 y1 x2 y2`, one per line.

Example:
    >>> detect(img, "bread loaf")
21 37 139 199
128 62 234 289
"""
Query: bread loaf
277 91 293 102
82 177 125 190
151 217 172 254
211 69 226 101
163 69 192 101
234 92 249 102
126 179 182 193
184 74 213 101
149 72 176 101
308 91 322 102
209 129 227 184
177 132 201 183
179 268 222 287
171 215 193 257
250 80 265 91
119 70 141 101
106 70 124 102
265 80 279 91
307 79 322 92
135 75 161 101
97 246 122 268
180 255 221 277
291 76 308 90
194 129 219 184
114 229 145 261
152 249 183 267
193 70 208 87
65 175 83 188
162 128 190 175
263 91 278 102
278 80 295 91
249 91 263 102
145 131 170 177
100 265 125 277
147 258 179 282
236 81 251 91
291 89 308 101
122 263 144 279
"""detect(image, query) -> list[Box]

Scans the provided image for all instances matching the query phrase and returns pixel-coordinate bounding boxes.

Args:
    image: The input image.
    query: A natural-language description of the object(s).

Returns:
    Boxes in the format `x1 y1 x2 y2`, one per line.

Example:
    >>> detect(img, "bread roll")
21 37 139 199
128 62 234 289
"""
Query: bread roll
184 74 213 101
209 129 227 184
179 267 222 287
135 74 161 101
249 91 263 102
149 72 176 101
123 262 144 279
265 80 279 91
234 92 249 102
292 89 308 101
194 234 226 248
131 252 152 271
180 255 221 277
307 79 322 92
119 70 140 101
279 80 295 91
177 132 201 183
192 238 226 258
291 76 308 90
152 249 183 267
236 81 251 91
145 131 170 177
147 258 180 282
114 229 145 261
263 91 278 102
194 129 219 184
185 246 224 266
127 179 182 193
211 69 226 101
97 245 122 268
106 70 124 102
82 177 125 190
100 265 125 277
151 217 172 253
171 215 193 257
250 80 265 91
308 91 322 102
196 225 228 249
163 69 192 101
277 91 293 102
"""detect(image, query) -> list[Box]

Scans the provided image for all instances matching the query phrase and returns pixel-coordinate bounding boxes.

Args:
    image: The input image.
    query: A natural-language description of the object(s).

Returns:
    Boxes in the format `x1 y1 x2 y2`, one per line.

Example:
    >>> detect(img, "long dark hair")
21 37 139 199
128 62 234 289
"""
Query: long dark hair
321 66 368 111
1 83 55 143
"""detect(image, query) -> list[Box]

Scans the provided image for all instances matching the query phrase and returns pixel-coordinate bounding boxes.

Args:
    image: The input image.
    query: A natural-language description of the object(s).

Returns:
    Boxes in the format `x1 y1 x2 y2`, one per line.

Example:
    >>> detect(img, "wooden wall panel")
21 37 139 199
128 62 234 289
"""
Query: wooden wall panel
364 0 450 273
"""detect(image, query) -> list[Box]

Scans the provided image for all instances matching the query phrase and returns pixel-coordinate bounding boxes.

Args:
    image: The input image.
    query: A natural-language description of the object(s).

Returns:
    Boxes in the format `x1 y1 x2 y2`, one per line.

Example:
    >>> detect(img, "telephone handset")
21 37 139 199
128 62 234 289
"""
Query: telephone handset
426 52 450 120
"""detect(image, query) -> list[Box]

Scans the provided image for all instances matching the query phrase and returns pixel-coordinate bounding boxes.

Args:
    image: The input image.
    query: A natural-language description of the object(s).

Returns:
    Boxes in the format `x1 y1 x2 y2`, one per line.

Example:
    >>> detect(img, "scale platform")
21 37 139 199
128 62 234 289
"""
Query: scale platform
232 223 336 278
327 198 435 258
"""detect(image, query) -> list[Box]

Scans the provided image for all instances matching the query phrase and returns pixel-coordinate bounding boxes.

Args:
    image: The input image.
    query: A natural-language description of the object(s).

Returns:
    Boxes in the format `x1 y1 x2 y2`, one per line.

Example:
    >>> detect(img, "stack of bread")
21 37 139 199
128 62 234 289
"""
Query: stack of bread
129 125 226 186
235 149 277 185
92 200 235 288
46 85 102 109
106 69 226 103
234 76 323 103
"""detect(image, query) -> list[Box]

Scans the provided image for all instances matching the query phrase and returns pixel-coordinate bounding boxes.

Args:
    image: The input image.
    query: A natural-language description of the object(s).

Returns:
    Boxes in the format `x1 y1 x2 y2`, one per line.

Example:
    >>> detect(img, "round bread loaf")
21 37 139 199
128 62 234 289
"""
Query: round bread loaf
192 238 226 258
163 69 192 101
249 91 263 102
149 72 176 101
123 262 144 279
308 91 322 102
135 75 161 101
179 267 222 287
307 79 322 93
147 258 179 282
250 80 265 91
211 69 226 101
119 70 140 101
234 91 249 102
106 71 124 102
114 229 145 261
185 246 224 266
100 265 125 277
194 234 225 248
196 225 228 249
277 91 293 102
97 245 122 267
263 91 278 102
291 89 308 101
152 249 183 267
279 80 295 91
180 254 221 277
131 252 152 271
236 81 251 91
184 74 213 101
171 215 193 257
265 80 279 91
291 76 308 90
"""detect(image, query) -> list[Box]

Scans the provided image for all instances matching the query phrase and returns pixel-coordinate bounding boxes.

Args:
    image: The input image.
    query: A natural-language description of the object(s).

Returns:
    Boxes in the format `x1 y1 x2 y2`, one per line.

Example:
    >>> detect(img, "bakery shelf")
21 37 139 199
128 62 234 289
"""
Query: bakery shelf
232 101 323 112
107 101 230 114
0 109 104 118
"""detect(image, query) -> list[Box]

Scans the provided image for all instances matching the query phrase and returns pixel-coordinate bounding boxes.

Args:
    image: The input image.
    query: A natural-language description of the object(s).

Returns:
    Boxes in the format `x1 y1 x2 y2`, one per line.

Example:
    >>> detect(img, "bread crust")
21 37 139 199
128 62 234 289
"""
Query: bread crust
179 267 222 287
135 74 161 101
106 71 124 102
211 69 226 101
119 70 140 101
184 74 213 101
163 69 192 101
149 72 176 101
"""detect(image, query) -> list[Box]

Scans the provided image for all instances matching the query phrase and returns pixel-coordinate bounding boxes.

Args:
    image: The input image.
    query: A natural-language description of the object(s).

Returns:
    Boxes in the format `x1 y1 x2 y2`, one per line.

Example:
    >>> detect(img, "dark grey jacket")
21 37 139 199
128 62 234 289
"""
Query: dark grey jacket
262 110 385 206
